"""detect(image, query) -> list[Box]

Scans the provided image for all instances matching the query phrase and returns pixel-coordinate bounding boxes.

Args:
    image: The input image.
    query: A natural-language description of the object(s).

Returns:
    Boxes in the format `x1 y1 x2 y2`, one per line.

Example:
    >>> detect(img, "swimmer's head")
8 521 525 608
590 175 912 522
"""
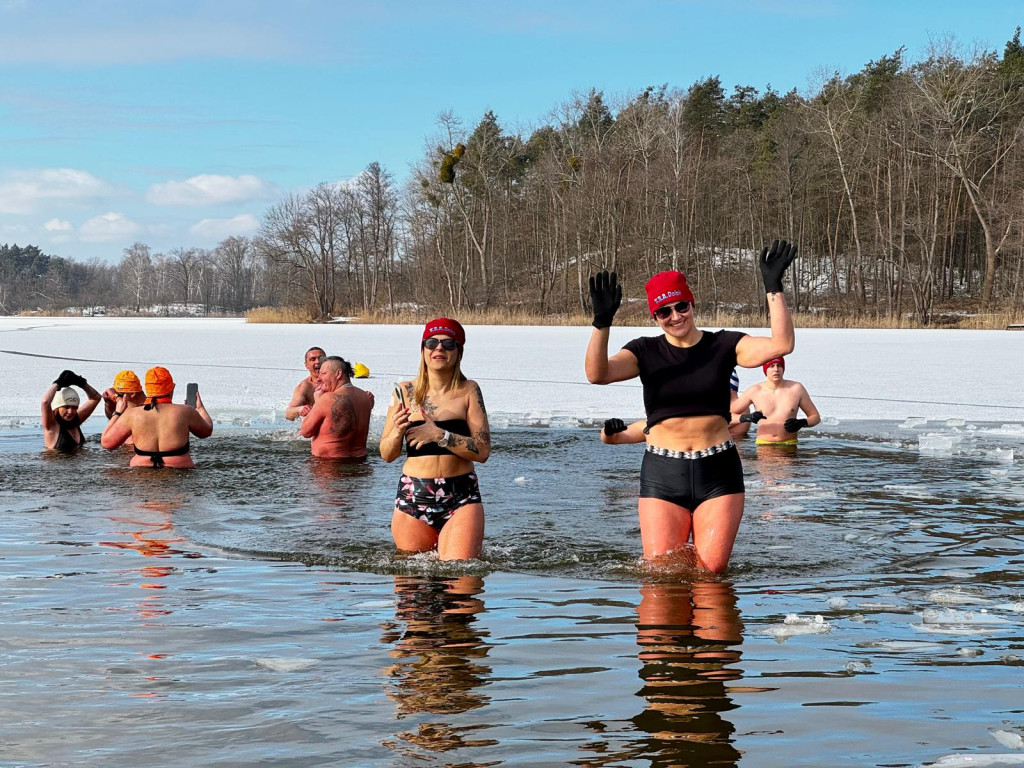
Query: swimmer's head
113 370 142 394
52 387 80 410
422 317 465 347
644 271 695 316
763 356 785 375
144 366 175 398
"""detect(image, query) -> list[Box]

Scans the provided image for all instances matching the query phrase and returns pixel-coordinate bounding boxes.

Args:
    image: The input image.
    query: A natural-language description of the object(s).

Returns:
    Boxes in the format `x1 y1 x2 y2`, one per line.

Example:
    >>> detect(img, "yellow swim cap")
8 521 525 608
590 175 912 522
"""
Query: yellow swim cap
113 370 142 394
353 362 370 378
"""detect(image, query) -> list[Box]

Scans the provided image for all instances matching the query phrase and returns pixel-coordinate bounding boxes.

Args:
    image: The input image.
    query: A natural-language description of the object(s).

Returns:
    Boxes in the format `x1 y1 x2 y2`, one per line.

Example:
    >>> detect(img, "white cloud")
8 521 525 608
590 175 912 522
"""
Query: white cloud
146 174 277 206
43 218 74 243
79 212 140 242
0 168 112 214
188 213 260 241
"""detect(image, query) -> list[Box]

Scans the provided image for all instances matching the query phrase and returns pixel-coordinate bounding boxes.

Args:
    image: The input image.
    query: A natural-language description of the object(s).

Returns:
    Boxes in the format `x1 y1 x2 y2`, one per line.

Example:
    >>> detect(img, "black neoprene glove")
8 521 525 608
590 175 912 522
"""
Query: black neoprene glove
54 369 76 387
759 239 797 294
589 270 622 329
784 417 808 433
603 418 627 436
70 373 88 388
739 411 765 424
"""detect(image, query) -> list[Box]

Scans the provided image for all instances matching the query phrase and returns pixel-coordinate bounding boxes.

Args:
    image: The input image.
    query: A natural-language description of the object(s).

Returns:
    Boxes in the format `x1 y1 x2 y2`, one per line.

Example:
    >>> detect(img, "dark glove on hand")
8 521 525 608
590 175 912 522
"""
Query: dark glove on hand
739 411 765 424
784 417 808 433
70 373 88 388
759 239 797 294
54 369 76 387
589 270 622 329
603 418 627 436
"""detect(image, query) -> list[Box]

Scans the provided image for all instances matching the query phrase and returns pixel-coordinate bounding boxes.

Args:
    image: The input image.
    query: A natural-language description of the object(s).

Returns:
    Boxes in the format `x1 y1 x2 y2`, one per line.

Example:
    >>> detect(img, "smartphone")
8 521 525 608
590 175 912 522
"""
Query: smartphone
185 382 198 408
393 383 406 409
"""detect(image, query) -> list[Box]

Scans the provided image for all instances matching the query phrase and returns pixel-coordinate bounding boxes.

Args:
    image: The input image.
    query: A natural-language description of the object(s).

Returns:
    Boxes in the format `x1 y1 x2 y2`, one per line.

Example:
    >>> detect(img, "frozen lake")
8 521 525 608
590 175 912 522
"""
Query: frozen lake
2 317 1024 767
2 316 1023 427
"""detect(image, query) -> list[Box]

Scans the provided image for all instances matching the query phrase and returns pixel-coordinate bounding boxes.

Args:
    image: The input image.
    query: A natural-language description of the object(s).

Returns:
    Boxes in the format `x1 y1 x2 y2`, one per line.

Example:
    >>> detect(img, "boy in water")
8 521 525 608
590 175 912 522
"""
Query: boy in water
731 356 820 445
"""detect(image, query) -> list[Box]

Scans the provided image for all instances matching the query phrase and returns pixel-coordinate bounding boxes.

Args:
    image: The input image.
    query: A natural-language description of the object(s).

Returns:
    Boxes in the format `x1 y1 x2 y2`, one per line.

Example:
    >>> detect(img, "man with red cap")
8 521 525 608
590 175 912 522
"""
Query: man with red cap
731 356 820 445
586 239 797 574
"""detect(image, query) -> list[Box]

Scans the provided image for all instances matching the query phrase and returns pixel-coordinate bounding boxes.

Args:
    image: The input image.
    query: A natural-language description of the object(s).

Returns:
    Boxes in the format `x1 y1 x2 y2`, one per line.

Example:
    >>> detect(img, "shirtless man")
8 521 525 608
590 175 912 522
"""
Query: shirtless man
299 356 374 459
284 347 326 421
731 356 820 445
100 366 213 468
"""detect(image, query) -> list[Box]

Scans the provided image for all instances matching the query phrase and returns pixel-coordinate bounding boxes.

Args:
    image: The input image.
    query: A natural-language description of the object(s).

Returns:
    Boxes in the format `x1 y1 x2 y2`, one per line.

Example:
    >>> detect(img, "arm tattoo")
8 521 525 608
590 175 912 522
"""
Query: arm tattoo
474 428 490 446
474 385 487 413
452 434 479 455
329 394 356 435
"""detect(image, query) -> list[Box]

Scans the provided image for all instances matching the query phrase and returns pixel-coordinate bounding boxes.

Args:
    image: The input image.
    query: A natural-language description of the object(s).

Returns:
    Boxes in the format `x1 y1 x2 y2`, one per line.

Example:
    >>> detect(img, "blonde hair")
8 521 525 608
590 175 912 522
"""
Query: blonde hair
412 346 466 410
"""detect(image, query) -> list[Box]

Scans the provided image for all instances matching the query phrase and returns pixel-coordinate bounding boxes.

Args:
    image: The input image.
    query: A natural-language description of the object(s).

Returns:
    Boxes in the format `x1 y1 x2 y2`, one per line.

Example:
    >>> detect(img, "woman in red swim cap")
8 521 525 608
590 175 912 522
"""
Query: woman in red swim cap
585 241 797 573
380 318 491 561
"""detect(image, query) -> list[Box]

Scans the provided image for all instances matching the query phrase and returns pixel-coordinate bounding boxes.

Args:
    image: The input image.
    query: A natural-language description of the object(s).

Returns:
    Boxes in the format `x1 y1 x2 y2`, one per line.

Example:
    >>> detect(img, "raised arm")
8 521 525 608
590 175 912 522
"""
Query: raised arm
584 270 641 384
736 240 797 368
187 390 214 438
284 381 311 421
75 380 102 422
41 382 59 430
100 400 132 449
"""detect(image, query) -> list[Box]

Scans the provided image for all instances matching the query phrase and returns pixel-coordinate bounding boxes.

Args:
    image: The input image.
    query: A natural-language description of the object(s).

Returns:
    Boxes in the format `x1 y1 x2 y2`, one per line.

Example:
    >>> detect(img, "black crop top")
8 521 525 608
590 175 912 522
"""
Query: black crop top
622 330 746 428
405 418 470 457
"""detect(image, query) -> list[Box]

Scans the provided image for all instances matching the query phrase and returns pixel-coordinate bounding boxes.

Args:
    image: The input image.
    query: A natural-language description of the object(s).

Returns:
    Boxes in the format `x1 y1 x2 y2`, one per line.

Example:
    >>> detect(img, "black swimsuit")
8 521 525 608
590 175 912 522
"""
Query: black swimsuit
53 415 83 453
404 419 470 457
134 440 190 468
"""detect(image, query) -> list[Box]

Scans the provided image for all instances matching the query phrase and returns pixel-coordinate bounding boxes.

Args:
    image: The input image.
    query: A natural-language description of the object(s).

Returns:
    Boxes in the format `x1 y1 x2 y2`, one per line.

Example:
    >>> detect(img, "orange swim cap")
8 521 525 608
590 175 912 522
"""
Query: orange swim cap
113 369 142 394
144 366 175 397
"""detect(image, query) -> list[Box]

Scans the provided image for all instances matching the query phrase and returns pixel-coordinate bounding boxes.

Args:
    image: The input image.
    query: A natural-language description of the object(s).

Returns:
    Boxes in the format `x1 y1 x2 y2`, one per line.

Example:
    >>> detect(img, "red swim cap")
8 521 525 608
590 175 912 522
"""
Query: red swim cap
644 271 695 314
763 356 785 375
422 317 465 346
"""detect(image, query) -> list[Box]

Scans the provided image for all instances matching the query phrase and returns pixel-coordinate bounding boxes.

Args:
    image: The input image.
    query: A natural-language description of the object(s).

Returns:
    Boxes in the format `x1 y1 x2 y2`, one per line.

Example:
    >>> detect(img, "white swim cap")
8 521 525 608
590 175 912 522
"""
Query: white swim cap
52 387 81 409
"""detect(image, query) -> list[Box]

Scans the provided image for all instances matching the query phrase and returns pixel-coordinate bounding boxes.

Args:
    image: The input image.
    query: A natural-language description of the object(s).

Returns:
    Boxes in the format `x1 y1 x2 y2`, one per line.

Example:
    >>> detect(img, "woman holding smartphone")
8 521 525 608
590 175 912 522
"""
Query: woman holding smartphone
101 366 213 468
380 318 491 561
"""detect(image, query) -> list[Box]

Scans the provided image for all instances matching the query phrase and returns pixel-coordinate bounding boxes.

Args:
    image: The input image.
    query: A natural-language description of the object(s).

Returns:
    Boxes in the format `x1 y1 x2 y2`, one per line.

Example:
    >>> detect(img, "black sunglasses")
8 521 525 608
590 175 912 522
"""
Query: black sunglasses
423 338 459 351
653 300 692 320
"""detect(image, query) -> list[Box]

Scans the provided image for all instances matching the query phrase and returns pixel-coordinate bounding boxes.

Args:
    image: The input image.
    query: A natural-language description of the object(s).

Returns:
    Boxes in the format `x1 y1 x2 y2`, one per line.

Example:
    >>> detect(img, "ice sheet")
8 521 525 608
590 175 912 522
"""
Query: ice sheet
2 318 1023 428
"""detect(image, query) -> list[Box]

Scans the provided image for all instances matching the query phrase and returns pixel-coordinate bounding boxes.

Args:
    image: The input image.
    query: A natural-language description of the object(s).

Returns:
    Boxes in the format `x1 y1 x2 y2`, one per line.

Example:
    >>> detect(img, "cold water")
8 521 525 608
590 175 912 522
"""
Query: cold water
2 417 1024 767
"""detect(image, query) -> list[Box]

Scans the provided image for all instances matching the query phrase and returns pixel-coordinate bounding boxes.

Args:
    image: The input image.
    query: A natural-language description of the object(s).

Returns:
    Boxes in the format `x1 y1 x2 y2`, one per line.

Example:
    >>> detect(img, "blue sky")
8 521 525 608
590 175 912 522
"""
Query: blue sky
2 0 1021 263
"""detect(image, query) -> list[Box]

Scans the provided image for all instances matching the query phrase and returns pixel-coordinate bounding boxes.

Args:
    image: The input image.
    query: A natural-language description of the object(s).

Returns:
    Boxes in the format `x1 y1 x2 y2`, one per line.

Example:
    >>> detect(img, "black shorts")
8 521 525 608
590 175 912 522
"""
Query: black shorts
639 441 744 511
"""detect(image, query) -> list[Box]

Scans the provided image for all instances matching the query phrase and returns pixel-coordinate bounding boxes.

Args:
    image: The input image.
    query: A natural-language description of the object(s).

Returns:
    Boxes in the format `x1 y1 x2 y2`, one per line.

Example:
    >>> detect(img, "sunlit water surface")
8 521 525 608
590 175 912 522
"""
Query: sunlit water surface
2 421 1024 767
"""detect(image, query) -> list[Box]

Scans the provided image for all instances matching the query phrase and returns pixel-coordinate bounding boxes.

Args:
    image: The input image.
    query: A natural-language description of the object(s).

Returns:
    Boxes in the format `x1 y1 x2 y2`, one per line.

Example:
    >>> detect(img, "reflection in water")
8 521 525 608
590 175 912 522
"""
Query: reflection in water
590 581 749 767
100 498 198 621
379 575 496 758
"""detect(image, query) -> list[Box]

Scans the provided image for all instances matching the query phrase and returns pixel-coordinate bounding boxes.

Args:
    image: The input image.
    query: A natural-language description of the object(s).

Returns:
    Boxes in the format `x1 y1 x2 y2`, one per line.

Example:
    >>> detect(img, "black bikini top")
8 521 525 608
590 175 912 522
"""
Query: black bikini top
405 418 470 457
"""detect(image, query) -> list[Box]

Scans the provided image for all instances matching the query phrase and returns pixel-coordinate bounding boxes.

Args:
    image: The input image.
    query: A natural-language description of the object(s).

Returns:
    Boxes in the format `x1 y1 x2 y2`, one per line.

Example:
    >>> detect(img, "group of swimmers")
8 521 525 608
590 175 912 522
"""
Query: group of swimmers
44 366 212 468
39 238 820 572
